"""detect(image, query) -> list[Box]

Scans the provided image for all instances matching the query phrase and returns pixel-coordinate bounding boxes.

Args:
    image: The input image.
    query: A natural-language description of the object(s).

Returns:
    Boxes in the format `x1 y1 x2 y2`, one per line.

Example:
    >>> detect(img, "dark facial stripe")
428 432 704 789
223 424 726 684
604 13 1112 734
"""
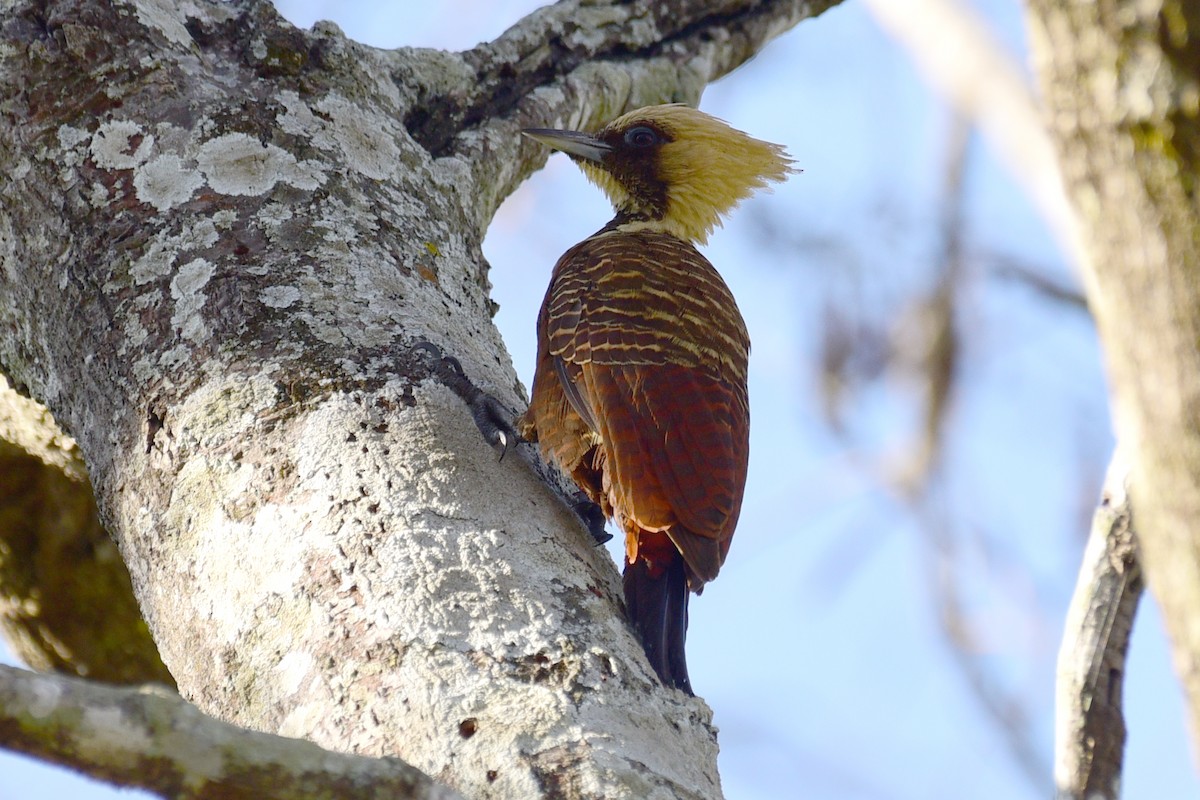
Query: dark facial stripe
598 123 672 220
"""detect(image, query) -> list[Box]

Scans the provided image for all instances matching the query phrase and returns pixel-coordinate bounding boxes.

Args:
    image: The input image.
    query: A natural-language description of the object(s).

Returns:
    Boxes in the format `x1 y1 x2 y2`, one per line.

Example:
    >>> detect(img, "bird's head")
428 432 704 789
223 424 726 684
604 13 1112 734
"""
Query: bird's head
523 104 795 244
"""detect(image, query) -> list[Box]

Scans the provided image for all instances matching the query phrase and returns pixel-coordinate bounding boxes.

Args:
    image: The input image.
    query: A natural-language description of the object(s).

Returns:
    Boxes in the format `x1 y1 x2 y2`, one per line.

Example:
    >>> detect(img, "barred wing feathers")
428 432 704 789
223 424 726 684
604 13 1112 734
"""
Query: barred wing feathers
544 228 750 584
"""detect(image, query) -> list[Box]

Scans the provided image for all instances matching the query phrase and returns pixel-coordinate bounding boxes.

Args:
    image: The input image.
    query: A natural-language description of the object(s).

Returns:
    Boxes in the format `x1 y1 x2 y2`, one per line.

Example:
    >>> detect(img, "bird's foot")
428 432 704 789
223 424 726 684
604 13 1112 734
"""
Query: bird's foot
571 494 611 545
409 342 610 546
411 341 518 460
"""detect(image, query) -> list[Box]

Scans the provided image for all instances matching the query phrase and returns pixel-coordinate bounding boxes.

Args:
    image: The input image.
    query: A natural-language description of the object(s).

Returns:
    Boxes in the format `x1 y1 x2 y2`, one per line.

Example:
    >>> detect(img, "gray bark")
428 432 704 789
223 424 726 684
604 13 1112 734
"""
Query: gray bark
1027 0 1200 762
1053 452 1141 800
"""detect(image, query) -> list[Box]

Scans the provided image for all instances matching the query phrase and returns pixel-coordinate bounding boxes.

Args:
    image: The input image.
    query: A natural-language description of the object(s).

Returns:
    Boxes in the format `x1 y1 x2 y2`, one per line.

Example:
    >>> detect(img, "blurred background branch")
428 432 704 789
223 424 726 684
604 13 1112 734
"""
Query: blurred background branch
0 376 173 687
863 0 1084 268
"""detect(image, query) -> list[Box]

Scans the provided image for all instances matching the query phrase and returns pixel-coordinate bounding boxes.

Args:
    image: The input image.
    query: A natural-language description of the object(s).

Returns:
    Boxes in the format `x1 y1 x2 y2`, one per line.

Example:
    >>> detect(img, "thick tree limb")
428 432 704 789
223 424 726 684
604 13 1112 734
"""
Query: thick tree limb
0 664 461 800
1054 452 1141 800
1026 1 1200 752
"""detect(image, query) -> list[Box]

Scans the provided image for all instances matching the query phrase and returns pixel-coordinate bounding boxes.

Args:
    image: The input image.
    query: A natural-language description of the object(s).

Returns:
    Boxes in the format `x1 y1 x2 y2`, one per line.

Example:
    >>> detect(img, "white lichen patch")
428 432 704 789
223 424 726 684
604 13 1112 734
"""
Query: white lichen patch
122 0 194 49
90 120 154 170
123 312 149 350
276 90 318 137
153 343 192 375
315 93 400 181
276 650 315 695
211 208 239 229
88 181 110 208
11 157 30 180
77 706 152 766
129 239 172 285
197 133 325 196
129 219 221 285
255 201 294 236
133 154 204 211
571 5 632 49
313 194 376 245
26 675 63 719
170 257 214 341
250 36 268 61
260 285 301 308
56 123 89 150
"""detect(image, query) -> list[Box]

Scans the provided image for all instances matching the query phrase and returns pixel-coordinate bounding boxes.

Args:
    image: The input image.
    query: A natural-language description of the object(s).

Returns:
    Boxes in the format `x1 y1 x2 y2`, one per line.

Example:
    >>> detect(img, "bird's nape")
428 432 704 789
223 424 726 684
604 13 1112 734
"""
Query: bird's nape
522 103 795 244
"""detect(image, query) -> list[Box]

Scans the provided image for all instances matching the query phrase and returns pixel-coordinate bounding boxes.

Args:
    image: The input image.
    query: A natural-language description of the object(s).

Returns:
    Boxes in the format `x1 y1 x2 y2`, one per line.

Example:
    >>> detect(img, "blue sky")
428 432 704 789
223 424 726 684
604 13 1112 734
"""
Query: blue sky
3 2 1197 798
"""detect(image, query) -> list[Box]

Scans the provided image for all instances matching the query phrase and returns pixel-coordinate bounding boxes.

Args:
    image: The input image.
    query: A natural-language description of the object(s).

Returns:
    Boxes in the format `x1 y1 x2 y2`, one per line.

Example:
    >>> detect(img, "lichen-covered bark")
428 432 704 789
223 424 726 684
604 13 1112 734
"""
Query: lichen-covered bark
0 665 461 800
1026 0 1200 756
0 0 837 796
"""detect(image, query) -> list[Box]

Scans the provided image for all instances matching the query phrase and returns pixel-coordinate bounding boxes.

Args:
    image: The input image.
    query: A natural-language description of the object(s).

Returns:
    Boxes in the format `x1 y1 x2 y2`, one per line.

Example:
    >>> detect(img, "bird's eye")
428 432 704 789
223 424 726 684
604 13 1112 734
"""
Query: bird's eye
624 126 660 148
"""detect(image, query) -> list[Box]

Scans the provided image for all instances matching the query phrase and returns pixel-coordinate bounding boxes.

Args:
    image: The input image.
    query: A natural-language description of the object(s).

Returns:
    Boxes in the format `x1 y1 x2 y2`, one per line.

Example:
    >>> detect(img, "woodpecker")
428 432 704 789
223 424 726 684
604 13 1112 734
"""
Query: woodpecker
519 104 794 693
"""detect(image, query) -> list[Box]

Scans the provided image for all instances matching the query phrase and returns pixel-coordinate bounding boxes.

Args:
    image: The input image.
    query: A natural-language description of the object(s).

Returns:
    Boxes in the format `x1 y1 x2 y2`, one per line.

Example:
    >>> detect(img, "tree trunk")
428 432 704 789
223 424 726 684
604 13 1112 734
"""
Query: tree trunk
1026 0 1200 758
0 0 838 795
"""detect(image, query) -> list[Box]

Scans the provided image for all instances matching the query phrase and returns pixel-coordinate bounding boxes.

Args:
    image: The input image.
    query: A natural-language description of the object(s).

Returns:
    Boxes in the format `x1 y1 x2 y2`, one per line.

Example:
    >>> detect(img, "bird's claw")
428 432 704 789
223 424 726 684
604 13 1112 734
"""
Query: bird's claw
410 340 520 460
468 392 519 461
412 341 466 383
410 342 611 544
572 496 611 545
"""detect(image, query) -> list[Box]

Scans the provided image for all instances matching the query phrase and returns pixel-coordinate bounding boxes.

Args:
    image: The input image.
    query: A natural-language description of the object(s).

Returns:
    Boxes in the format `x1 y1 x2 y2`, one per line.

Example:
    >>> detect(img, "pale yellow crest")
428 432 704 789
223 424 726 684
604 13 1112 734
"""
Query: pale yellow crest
579 104 796 244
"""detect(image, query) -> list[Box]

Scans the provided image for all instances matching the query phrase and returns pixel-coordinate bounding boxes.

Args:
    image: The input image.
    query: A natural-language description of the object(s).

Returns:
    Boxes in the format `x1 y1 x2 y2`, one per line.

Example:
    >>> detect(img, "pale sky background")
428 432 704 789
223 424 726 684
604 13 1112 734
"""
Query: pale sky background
3 2 1198 798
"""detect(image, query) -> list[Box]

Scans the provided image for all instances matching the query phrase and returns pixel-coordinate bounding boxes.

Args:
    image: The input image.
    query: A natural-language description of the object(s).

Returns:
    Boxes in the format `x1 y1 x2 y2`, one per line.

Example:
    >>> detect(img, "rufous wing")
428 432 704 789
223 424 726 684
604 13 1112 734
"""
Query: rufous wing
542 228 751 585
578 360 747 583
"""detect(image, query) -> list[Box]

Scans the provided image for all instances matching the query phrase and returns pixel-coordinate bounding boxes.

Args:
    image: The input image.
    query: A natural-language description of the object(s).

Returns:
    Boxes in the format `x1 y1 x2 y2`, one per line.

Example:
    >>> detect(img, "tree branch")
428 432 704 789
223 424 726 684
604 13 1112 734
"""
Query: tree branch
0 664 461 800
1026 0 1200 749
1054 452 1141 800
412 0 840 155
446 0 844 229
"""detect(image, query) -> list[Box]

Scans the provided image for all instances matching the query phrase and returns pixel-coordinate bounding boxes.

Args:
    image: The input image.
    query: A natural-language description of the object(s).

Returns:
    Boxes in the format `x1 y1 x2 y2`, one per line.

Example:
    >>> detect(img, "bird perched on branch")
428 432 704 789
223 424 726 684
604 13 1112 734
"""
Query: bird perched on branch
519 104 794 693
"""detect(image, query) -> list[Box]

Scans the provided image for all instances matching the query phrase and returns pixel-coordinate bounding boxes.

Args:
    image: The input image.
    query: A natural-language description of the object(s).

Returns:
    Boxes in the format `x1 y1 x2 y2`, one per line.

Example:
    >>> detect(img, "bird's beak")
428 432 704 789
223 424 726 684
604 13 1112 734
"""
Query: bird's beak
522 128 612 163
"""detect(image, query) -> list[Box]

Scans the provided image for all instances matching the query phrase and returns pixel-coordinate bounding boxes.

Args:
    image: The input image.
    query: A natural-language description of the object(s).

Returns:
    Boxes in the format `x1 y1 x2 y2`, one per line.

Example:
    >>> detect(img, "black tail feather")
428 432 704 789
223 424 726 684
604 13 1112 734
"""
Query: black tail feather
623 556 692 694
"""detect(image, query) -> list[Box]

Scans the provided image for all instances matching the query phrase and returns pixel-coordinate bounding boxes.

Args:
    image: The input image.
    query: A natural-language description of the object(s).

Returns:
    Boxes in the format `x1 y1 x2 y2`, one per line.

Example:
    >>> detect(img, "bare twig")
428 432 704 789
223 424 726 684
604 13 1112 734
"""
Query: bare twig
910 114 1053 791
1054 451 1140 800
929 506 1053 792
987 253 1090 314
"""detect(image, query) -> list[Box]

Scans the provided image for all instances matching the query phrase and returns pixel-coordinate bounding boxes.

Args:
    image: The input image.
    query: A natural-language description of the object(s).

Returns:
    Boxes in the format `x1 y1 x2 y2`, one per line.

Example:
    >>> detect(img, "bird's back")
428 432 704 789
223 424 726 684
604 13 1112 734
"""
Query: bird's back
520 225 750 587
